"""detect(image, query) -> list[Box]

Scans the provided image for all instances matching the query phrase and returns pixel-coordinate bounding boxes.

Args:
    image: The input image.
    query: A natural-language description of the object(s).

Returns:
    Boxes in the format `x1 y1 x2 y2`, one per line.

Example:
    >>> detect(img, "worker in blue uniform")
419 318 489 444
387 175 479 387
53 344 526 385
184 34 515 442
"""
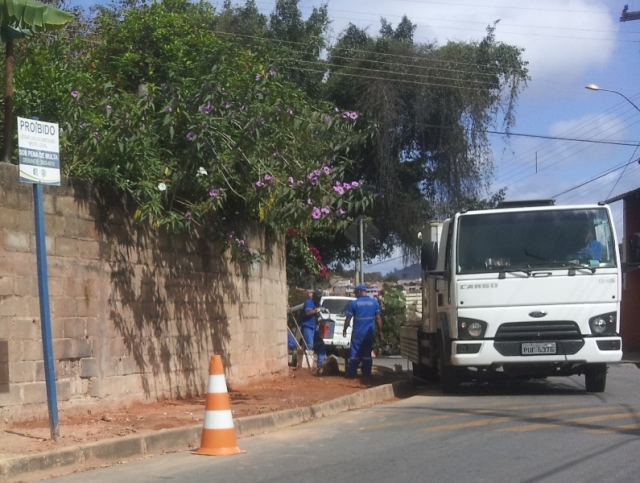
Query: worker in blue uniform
301 288 327 367
343 284 383 377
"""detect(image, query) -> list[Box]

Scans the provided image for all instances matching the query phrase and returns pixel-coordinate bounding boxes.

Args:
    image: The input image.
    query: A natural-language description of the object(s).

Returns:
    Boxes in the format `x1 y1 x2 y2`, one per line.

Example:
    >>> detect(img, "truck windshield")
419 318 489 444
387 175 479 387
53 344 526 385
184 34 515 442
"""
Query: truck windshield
457 208 617 274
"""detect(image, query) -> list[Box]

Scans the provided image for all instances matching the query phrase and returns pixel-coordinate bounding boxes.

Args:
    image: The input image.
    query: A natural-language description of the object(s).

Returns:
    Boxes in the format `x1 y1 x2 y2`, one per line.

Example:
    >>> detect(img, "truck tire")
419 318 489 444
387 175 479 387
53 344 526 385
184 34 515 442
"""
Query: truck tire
584 363 607 393
438 334 460 394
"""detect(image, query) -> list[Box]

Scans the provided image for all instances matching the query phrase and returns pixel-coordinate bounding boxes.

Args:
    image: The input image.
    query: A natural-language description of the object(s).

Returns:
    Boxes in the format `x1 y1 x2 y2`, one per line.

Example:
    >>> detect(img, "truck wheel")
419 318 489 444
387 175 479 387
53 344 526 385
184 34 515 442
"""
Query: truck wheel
584 363 607 393
438 335 460 394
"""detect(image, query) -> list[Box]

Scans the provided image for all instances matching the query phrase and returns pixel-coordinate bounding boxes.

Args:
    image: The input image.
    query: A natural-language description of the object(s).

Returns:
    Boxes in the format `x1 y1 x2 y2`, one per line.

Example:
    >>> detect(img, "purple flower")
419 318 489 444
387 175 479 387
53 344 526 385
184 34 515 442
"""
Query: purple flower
309 177 318 186
185 213 193 220
93 132 99 139
71 90 78 98
209 189 219 197
165 107 173 113
323 166 332 174
286 108 293 115
227 231 235 238
269 70 276 76
297 180 304 185
324 116 331 123
313 169 321 177
106 105 112 110
186 132 195 141
238 239 245 246
255 74 262 81
338 208 346 216
321 206 330 214
343 183 351 191
273 151 279 157
225 102 232 109
307 199 313 205
201 103 212 114
349 112 358 120
264 174 272 181
351 181 360 188
334 107 339 112
335 181 342 187
333 186 344 195
256 181 265 187
312 207 322 219
288 176 295 185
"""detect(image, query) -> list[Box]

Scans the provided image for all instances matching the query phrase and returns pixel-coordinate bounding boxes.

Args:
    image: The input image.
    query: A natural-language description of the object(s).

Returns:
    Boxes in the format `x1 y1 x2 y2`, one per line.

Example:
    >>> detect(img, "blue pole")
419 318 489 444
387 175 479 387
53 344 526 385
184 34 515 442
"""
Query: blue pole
33 183 60 441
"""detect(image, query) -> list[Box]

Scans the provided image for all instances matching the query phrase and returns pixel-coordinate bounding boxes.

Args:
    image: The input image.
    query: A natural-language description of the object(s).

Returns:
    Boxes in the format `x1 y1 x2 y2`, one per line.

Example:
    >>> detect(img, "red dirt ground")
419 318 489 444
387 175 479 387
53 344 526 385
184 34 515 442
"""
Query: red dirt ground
1 366 407 457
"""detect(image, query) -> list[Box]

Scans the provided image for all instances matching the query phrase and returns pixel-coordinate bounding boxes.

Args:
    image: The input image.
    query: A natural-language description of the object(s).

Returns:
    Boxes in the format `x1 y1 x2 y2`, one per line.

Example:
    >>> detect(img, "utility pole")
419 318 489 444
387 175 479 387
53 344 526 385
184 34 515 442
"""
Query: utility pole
359 217 365 286
620 4 640 22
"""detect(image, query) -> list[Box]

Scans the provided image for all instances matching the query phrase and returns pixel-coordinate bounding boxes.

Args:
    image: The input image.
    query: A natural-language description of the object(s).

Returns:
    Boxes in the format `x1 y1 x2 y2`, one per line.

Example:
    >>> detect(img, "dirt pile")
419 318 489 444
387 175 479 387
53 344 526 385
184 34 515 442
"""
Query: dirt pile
1 366 407 457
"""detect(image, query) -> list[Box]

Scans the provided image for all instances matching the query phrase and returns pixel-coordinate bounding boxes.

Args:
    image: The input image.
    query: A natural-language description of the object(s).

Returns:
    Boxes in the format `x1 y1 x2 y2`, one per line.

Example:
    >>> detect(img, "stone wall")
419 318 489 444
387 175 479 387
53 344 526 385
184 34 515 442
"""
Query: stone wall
0 163 288 422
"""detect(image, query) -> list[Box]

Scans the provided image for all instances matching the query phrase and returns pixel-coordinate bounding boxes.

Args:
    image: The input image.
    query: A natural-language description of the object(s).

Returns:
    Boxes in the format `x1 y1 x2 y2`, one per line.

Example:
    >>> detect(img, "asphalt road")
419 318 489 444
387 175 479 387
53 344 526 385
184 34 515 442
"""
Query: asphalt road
50 363 640 483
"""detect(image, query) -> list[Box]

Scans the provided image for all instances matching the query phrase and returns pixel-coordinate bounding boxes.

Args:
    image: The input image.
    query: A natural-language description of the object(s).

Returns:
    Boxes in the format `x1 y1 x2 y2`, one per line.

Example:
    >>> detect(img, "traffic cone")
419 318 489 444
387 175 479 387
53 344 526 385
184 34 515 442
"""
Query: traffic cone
195 355 244 456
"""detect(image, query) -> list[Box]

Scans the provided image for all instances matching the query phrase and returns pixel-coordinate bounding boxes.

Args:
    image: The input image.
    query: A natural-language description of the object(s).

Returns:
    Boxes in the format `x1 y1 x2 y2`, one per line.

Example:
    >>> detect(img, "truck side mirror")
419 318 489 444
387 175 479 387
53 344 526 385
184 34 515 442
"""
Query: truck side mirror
631 233 640 263
421 241 438 272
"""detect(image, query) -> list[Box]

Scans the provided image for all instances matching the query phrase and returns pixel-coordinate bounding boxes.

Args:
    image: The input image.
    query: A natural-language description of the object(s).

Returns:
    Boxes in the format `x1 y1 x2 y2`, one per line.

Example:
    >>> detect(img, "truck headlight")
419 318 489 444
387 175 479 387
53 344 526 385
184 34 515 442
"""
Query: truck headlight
458 318 487 339
589 312 617 336
468 322 483 338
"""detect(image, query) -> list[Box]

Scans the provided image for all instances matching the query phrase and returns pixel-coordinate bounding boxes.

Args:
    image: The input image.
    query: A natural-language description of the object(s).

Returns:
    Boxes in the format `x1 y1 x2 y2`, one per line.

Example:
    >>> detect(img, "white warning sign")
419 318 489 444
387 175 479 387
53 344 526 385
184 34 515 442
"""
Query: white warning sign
18 117 60 186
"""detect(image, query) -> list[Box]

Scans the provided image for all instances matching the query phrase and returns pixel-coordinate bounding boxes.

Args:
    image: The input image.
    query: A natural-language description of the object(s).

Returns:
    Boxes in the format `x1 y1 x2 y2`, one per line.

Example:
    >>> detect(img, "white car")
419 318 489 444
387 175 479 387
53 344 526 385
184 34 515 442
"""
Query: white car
288 296 356 359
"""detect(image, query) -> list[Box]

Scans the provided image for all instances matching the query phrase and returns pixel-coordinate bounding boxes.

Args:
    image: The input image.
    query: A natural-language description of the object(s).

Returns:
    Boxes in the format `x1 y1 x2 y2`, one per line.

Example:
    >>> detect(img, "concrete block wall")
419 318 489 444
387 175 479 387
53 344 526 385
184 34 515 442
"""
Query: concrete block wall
0 163 288 423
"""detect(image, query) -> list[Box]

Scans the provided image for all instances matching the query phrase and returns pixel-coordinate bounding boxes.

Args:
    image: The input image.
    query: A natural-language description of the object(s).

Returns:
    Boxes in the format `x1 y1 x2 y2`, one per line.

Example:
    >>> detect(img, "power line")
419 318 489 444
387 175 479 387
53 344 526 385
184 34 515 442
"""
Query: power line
605 145 640 200
492 91 640 181
284 58 511 89
317 6 640 34
486 130 639 147
552 158 640 198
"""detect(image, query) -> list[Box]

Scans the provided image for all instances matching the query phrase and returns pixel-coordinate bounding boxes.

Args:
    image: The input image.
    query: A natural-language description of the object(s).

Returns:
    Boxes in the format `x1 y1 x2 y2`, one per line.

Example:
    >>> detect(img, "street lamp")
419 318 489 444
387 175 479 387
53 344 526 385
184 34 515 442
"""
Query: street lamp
585 83 640 114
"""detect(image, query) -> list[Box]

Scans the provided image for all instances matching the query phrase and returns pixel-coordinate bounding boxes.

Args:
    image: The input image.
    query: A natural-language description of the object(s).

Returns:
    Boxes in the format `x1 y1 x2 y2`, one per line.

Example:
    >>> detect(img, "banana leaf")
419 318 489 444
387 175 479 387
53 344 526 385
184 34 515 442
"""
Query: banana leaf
0 0 73 41
0 0 73 163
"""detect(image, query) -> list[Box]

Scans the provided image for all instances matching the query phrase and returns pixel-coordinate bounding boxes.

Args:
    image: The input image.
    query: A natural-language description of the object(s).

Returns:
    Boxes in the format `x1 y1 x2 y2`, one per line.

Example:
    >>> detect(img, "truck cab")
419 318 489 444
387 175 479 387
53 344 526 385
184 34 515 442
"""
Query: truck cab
402 202 622 393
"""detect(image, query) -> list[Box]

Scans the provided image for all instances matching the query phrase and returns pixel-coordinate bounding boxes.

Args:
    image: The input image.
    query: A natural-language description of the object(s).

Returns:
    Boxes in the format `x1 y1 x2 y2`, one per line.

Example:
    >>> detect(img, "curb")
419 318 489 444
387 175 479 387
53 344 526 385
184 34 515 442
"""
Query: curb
0 379 411 483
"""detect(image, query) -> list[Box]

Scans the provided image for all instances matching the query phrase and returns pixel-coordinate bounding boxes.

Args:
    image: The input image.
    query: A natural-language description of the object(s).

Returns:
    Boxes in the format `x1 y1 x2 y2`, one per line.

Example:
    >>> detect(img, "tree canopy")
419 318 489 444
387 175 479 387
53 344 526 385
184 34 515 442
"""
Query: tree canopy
4 0 529 285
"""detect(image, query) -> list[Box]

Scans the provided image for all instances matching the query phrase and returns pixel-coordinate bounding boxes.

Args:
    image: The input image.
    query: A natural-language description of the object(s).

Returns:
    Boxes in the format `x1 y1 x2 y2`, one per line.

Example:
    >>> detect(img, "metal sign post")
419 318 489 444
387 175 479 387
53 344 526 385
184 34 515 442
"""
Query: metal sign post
17 117 60 441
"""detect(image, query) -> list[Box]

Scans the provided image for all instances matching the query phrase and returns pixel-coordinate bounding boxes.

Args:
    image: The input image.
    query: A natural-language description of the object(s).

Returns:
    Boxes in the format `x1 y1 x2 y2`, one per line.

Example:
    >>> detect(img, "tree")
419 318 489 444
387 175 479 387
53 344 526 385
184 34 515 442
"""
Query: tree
7 0 373 273
322 20 528 260
377 284 405 353
0 0 73 162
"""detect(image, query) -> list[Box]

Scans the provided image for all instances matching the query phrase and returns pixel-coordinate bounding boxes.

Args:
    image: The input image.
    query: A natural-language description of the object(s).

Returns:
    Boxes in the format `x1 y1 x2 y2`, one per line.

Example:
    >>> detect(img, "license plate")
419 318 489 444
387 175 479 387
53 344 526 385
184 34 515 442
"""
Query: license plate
521 342 557 355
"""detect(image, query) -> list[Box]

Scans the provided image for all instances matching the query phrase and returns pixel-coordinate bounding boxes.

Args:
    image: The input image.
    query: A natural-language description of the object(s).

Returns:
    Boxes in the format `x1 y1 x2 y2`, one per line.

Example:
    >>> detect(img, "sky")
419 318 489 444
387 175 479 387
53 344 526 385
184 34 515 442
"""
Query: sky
71 0 640 274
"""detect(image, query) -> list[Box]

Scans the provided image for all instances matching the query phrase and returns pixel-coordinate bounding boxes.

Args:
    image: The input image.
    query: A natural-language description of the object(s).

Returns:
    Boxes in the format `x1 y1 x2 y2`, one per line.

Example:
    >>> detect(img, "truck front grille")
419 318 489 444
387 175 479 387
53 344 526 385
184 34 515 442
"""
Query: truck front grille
495 321 581 341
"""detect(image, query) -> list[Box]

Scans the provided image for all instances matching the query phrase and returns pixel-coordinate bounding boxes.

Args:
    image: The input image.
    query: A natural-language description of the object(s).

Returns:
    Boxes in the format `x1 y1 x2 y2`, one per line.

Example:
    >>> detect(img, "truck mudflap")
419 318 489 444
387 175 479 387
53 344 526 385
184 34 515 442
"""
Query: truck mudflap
400 326 436 367
450 337 622 366
400 326 419 363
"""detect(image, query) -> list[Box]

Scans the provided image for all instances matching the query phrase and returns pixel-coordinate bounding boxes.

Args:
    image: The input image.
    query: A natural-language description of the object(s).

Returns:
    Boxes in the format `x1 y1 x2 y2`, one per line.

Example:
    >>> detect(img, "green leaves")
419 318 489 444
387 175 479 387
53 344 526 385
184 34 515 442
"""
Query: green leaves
0 0 73 41
38 0 373 245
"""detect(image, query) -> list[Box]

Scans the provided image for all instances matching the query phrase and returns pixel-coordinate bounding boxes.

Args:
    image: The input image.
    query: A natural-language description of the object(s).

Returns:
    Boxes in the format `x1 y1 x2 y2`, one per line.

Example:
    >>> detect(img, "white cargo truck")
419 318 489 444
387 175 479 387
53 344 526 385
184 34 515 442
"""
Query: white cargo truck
400 200 622 393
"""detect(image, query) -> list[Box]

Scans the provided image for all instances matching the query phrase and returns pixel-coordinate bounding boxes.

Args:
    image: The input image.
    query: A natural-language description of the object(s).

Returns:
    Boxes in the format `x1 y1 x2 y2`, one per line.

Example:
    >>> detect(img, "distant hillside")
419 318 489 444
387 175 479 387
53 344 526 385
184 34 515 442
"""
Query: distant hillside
385 262 421 279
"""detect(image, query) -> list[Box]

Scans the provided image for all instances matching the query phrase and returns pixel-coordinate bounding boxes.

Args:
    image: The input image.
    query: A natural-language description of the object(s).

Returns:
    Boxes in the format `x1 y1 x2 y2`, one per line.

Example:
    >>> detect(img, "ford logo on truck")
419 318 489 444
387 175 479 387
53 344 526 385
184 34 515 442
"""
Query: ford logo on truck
529 311 548 318
460 283 498 289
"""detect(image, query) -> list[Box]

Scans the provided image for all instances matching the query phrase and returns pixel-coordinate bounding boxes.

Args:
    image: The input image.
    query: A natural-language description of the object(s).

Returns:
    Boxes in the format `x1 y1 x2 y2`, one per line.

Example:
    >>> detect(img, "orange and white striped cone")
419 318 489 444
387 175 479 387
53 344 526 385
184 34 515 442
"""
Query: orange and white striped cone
195 355 245 456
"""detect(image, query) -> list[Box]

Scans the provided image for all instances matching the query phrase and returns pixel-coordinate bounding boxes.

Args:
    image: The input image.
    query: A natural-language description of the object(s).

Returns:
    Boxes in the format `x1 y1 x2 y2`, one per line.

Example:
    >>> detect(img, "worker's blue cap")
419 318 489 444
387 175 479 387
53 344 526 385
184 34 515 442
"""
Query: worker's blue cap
355 284 367 291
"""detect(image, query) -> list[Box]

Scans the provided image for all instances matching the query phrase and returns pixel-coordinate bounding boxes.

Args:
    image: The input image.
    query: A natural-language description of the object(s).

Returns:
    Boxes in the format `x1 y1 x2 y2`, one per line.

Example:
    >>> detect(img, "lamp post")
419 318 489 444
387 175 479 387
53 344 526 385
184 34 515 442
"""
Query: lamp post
585 83 640 114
